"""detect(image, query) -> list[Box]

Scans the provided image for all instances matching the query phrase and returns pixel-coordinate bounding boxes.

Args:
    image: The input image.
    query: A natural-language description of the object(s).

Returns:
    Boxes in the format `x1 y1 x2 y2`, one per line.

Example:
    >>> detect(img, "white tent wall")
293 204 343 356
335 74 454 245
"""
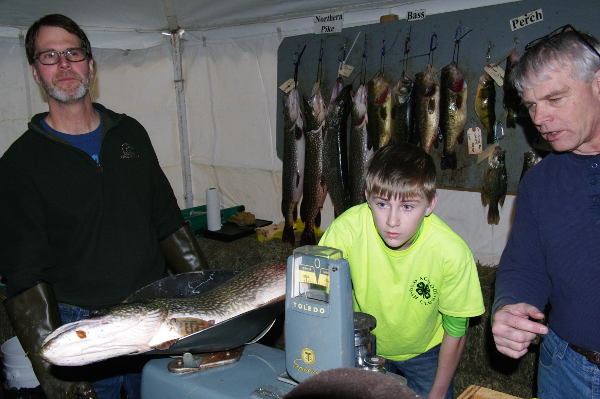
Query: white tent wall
0 0 518 266
93 44 185 199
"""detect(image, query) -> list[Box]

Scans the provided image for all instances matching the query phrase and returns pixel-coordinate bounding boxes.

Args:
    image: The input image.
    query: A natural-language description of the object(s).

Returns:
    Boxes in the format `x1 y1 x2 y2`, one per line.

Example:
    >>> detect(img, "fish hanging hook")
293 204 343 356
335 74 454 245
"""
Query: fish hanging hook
402 26 412 74
428 33 438 65
316 38 325 82
486 41 493 63
293 44 306 86
452 24 472 64
337 41 347 78
360 34 368 84
379 39 386 75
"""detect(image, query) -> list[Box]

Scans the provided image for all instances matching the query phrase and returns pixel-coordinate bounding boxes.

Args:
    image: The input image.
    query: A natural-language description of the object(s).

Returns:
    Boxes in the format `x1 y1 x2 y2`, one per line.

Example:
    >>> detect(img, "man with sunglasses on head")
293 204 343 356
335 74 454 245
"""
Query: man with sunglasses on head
0 14 210 399
492 26 600 398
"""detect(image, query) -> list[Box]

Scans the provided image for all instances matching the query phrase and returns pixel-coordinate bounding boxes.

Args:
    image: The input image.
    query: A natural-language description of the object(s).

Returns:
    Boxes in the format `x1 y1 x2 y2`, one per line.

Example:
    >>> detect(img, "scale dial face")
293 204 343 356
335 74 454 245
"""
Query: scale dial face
291 246 341 303
293 254 331 302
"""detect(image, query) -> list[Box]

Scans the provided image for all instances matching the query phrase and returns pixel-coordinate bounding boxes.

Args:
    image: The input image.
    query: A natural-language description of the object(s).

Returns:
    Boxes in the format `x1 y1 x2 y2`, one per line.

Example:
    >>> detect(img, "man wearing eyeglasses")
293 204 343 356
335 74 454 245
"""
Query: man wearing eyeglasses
492 26 600 398
0 14 209 399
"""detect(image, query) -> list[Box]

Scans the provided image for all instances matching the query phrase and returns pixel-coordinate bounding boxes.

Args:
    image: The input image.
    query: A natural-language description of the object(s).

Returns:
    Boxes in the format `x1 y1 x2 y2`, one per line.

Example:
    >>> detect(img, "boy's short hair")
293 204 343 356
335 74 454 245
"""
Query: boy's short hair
365 143 436 203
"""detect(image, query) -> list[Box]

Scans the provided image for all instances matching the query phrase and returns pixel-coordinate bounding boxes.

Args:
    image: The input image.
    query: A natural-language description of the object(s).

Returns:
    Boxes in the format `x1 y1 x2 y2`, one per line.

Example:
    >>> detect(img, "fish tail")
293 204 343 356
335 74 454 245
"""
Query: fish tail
506 112 516 128
282 223 296 246
299 224 316 246
441 153 457 170
487 203 500 225
487 128 496 144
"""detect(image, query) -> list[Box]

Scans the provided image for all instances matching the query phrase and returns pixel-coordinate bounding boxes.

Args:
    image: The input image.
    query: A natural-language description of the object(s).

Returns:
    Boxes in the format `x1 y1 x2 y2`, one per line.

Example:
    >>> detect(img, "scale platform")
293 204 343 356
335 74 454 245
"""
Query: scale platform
141 344 294 399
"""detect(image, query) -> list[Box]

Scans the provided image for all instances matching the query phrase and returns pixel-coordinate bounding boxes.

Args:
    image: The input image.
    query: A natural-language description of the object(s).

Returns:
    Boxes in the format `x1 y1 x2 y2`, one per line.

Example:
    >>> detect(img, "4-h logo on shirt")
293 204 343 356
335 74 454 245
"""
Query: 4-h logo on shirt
409 276 438 306
120 143 140 159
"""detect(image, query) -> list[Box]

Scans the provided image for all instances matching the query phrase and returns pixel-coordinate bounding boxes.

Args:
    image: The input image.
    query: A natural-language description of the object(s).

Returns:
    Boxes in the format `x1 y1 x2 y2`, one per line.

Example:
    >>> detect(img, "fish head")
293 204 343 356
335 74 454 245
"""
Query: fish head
351 84 368 120
40 306 167 366
284 88 302 126
489 146 506 167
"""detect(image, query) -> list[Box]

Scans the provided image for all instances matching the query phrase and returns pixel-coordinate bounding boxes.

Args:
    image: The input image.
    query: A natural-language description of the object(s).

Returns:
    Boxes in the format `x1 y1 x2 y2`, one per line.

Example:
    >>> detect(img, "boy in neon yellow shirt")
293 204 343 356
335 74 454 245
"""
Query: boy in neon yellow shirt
319 144 484 399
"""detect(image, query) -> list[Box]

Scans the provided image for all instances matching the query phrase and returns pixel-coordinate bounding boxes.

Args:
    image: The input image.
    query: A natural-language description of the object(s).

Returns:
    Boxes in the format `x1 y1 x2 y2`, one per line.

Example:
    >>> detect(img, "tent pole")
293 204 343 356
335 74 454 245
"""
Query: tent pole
169 30 194 209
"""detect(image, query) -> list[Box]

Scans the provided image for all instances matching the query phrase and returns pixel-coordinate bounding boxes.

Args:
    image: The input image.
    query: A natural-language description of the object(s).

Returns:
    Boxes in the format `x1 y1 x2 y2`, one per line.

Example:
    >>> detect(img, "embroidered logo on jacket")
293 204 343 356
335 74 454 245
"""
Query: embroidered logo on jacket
409 276 438 306
120 143 140 159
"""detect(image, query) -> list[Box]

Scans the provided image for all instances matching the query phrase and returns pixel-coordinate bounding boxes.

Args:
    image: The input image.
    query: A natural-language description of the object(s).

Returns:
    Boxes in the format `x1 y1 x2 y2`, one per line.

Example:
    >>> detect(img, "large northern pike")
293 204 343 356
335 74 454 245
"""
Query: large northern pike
348 83 371 207
281 87 305 246
300 81 328 246
440 62 468 170
413 64 440 154
40 262 286 366
323 78 352 217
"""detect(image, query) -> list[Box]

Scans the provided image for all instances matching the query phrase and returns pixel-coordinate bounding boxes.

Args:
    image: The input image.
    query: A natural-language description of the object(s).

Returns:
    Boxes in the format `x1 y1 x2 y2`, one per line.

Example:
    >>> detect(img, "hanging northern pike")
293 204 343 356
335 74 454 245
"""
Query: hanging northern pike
481 146 507 225
300 81 328 246
475 71 496 144
366 72 393 150
391 72 414 145
503 49 521 128
413 64 440 154
40 261 286 366
348 83 371 207
323 78 352 217
281 87 305 246
440 62 468 170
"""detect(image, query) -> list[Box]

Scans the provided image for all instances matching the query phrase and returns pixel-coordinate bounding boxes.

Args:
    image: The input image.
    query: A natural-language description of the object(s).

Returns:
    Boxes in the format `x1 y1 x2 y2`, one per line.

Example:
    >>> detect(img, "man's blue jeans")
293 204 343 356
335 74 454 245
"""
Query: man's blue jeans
385 344 454 399
58 303 142 399
538 329 600 399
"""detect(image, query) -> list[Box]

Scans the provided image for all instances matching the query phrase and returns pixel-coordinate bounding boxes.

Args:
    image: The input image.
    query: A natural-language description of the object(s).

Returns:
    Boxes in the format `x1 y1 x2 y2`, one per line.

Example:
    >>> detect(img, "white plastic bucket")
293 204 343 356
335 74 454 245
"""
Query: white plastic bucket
1 336 40 389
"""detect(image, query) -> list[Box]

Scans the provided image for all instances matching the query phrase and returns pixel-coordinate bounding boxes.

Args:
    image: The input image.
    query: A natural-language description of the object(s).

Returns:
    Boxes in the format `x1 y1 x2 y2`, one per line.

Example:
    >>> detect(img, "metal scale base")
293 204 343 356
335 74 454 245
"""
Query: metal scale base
141 344 294 399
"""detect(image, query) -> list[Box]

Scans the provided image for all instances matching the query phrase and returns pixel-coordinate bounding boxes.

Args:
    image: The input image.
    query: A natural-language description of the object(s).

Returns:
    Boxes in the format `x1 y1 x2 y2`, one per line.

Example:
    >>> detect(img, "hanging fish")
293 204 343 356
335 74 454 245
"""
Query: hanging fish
475 71 496 144
323 78 352 217
281 87 305 246
413 64 440 154
300 81 328 246
481 146 507 225
503 49 521 128
520 150 542 181
439 62 468 170
366 73 393 150
348 83 372 207
391 72 414 145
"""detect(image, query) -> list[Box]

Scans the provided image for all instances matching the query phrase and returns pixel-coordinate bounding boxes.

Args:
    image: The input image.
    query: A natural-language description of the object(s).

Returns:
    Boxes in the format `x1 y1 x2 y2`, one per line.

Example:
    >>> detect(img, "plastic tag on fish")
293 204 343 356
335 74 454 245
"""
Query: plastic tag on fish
477 143 499 164
338 64 354 78
484 64 505 87
279 78 296 94
467 127 483 155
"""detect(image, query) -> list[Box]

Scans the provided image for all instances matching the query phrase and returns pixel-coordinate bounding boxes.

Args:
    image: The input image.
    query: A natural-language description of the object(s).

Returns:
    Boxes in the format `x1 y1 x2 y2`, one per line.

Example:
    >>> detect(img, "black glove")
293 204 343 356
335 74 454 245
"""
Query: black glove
4 283 98 399
160 223 210 273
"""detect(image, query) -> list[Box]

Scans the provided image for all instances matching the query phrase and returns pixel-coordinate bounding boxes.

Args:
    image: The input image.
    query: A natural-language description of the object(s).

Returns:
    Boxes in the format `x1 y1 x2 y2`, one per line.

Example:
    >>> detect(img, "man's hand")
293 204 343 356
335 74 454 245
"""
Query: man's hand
491 303 548 359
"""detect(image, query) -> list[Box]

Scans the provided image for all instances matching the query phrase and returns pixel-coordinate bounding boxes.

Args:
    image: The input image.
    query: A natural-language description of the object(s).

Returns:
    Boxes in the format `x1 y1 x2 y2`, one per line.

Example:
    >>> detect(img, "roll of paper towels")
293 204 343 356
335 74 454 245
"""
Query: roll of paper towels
206 187 222 231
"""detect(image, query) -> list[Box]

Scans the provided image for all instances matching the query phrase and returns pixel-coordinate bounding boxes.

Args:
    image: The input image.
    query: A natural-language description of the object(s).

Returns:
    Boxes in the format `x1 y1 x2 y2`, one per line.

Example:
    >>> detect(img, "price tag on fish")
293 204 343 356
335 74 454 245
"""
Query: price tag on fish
484 64 505 87
279 78 296 94
338 63 354 78
467 127 483 155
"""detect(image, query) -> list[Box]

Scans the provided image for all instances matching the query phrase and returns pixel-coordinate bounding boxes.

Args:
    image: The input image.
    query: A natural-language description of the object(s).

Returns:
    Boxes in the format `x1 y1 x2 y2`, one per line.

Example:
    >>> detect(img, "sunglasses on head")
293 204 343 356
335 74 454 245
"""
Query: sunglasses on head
525 24 600 60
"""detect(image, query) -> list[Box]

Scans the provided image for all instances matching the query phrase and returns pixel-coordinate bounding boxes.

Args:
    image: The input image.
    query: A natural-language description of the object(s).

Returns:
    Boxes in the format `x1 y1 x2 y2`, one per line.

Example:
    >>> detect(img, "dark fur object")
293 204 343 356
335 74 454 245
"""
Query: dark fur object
283 368 421 399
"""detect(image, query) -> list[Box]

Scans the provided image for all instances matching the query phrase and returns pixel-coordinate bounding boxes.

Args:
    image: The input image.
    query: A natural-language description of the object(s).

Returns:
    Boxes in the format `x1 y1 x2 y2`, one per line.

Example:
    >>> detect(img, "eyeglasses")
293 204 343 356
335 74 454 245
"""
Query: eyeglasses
525 24 600 60
33 47 89 65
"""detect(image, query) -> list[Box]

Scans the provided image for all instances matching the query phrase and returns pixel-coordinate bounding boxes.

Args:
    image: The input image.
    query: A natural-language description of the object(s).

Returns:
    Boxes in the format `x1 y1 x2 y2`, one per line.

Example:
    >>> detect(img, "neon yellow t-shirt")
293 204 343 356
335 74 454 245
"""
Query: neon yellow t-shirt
318 203 484 361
